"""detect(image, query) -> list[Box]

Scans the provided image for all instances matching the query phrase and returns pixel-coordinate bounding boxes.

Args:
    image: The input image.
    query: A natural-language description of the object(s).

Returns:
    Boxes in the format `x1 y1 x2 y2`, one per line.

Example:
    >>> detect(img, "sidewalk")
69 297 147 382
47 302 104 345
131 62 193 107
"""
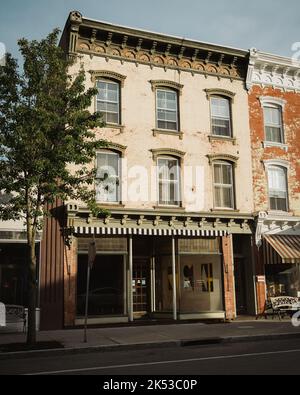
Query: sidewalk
0 318 299 358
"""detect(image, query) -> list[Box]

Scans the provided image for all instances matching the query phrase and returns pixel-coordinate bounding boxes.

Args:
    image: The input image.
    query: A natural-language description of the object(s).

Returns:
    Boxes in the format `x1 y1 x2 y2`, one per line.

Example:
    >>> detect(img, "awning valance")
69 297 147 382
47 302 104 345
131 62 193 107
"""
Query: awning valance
264 235 300 264
74 226 227 237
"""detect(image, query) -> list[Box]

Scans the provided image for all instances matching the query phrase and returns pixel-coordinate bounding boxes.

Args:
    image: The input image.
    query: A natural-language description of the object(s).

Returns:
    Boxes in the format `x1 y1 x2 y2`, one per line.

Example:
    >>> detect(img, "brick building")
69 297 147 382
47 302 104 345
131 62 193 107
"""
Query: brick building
247 49 300 313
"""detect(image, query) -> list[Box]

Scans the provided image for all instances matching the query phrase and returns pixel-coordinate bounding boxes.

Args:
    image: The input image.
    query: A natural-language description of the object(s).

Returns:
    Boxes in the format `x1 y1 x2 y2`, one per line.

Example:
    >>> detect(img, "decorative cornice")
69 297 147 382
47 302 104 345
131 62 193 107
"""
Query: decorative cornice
62 12 247 81
151 148 186 161
150 80 184 94
89 70 127 87
247 48 300 92
204 88 236 102
207 154 239 166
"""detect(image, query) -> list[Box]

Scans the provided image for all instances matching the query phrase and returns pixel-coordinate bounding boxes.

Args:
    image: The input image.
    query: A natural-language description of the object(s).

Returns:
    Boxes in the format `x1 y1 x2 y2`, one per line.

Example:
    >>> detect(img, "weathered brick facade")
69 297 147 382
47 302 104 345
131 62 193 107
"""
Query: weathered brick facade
249 87 300 214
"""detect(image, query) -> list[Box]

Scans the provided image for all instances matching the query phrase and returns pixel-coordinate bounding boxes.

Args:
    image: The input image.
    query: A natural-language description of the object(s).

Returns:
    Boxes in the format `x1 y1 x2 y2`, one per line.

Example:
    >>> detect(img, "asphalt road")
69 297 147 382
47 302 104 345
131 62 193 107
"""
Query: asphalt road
1 338 300 375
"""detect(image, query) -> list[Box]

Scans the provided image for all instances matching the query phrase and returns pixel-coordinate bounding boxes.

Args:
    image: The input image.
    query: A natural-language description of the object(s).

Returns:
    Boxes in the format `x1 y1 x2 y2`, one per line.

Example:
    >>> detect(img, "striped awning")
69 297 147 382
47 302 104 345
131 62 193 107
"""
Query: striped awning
74 226 227 237
264 235 300 264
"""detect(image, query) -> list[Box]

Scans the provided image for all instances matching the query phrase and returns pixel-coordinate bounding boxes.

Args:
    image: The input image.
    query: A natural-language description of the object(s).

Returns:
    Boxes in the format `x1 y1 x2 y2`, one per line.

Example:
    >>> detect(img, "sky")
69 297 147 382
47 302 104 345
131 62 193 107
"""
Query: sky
0 0 299 64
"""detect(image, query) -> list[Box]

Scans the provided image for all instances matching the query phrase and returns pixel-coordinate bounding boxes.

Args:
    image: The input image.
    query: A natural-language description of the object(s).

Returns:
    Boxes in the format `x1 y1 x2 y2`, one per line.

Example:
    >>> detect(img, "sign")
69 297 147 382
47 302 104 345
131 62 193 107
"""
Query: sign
256 276 266 283
0 303 6 327
88 240 97 269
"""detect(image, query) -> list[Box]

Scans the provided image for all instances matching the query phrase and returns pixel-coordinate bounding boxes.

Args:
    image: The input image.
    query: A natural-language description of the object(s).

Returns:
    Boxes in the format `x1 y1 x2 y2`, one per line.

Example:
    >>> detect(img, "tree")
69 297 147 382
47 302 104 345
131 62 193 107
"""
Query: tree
0 29 107 345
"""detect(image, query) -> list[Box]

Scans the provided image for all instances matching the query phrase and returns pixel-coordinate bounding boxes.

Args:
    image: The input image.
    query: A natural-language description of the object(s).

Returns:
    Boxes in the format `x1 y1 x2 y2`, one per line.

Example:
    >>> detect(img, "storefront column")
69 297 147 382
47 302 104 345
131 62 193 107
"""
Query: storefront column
128 235 134 322
222 234 236 321
172 236 177 321
64 237 77 327
253 244 267 314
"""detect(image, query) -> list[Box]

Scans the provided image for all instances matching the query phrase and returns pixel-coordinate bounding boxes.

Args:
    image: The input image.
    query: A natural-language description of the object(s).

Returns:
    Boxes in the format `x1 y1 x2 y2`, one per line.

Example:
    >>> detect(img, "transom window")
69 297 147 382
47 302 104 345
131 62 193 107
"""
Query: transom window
213 162 235 209
268 166 288 212
157 157 180 206
97 80 120 124
210 97 232 137
96 151 120 203
263 105 284 143
156 89 179 131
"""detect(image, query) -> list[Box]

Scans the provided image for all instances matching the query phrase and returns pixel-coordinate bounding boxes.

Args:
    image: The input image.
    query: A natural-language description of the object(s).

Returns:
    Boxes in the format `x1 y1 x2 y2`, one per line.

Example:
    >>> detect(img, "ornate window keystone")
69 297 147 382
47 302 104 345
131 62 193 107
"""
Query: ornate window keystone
207 154 239 167
104 142 127 157
89 70 127 87
150 80 184 95
205 88 236 103
151 148 186 161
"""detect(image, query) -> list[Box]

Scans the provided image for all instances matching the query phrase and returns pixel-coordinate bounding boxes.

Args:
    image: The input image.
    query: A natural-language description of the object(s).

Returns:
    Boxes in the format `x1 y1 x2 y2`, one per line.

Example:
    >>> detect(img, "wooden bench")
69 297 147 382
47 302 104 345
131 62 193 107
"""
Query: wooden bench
5 305 26 332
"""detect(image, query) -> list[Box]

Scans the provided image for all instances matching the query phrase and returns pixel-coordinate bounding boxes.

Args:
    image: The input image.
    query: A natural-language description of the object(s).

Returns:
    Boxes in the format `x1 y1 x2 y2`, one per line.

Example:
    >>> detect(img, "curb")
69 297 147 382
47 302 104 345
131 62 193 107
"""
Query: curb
1 332 300 360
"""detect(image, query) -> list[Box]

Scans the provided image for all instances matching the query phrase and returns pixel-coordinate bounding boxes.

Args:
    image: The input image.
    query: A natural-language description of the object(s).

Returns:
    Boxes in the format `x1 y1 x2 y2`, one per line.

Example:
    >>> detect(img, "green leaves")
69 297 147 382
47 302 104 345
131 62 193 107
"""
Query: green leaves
0 29 107 227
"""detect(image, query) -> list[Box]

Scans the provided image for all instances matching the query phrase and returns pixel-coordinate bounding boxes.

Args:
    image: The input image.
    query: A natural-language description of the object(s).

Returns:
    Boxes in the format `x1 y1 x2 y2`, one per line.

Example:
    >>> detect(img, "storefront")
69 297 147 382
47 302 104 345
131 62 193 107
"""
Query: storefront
263 235 300 299
73 235 226 324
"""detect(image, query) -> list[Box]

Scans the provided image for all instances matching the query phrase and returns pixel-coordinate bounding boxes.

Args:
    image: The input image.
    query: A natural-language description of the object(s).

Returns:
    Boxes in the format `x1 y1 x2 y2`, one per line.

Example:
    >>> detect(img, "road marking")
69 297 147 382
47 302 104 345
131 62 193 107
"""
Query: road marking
237 326 255 329
26 348 300 375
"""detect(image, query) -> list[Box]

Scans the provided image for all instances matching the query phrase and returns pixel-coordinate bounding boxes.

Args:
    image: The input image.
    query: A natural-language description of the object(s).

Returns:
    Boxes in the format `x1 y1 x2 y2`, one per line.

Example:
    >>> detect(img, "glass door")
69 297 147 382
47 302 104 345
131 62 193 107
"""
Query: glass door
133 258 150 315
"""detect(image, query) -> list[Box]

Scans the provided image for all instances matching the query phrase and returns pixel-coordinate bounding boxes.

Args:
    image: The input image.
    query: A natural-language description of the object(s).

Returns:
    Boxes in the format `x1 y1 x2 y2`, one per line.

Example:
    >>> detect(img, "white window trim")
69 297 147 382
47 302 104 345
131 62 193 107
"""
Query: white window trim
96 79 121 126
157 156 181 207
265 163 289 213
210 96 233 138
213 161 235 210
156 88 179 132
95 150 121 204
260 97 286 147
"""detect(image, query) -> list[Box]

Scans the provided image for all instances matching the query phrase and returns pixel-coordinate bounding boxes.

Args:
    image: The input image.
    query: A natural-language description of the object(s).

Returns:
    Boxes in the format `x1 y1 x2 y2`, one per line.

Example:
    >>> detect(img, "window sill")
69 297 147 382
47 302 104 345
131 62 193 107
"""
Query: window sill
267 210 293 217
103 123 125 132
211 208 240 214
96 203 125 209
209 135 236 145
262 141 288 151
153 206 186 212
153 129 184 140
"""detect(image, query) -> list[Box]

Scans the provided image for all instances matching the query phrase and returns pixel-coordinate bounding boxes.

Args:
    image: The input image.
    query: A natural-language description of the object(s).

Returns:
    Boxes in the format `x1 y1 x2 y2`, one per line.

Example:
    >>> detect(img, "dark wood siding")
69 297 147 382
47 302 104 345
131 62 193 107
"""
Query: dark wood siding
40 199 65 330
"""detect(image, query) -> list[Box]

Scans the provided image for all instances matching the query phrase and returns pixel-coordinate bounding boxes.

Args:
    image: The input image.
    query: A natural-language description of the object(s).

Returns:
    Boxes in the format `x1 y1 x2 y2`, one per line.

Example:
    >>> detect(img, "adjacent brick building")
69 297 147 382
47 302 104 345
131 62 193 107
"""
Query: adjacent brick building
247 49 300 313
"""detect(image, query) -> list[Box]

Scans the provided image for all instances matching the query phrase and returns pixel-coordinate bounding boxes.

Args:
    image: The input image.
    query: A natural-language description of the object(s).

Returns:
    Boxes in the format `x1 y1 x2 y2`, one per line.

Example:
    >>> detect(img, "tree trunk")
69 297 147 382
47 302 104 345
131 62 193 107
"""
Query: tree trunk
26 237 37 345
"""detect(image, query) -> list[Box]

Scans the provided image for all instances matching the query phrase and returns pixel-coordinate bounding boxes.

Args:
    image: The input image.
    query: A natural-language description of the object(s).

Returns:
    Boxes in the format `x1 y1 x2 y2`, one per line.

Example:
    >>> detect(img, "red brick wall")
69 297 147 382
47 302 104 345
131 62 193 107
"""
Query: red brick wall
64 237 77 327
222 235 236 320
248 86 300 214
252 244 267 314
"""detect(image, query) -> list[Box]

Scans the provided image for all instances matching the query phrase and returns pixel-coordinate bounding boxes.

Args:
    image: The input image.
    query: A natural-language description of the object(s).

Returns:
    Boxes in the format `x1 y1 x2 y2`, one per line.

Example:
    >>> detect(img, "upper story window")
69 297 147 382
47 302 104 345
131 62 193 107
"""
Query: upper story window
263 105 284 144
97 80 120 125
268 165 288 212
96 150 120 203
213 161 235 209
210 96 232 137
156 89 179 131
157 157 181 206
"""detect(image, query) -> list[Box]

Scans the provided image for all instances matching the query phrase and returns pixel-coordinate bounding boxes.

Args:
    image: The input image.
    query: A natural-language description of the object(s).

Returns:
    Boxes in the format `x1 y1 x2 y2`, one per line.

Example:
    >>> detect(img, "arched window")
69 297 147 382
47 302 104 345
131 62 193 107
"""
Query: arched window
263 104 284 144
268 165 288 212
157 156 181 206
96 79 120 125
156 88 179 131
96 150 121 203
213 161 235 209
210 96 232 137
